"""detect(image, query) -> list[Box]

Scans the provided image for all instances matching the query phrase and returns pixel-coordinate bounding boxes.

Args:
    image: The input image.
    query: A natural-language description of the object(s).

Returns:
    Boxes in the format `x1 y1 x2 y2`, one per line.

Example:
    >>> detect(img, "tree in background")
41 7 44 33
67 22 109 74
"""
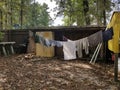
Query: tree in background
52 0 112 26
0 0 114 28
89 0 112 26
0 0 51 30
26 3 51 28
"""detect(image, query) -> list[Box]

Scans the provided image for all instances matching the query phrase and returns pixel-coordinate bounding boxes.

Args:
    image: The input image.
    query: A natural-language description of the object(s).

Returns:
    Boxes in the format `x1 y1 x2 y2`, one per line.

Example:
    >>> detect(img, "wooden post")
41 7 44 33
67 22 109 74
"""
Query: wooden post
114 53 118 82
2 45 7 56
10 44 15 54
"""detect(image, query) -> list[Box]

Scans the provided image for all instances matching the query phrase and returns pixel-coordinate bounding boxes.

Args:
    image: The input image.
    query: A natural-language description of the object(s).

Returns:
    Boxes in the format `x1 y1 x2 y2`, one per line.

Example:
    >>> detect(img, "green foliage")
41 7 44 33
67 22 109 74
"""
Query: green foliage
0 0 51 29
26 3 51 28
53 0 113 26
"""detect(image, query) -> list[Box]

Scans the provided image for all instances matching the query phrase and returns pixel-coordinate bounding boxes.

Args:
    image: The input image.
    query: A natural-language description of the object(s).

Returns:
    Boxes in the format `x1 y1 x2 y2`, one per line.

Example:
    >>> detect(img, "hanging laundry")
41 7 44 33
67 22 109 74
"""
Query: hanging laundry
63 41 76 60
76 37 89 58
88 31 103 47
48 40 56 46
55 41 63 47
49 40 63 47
34 34 46 45
35 34 50 47
83 37 89 55
34 34 63 47
45 39 51 47
102 27 114 42
76 39 83 58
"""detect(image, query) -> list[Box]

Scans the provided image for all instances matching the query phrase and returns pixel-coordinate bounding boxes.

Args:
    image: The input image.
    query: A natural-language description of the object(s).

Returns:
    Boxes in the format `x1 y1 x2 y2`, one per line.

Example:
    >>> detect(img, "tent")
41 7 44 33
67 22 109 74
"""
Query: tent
107 11 120 53
107 11 120 82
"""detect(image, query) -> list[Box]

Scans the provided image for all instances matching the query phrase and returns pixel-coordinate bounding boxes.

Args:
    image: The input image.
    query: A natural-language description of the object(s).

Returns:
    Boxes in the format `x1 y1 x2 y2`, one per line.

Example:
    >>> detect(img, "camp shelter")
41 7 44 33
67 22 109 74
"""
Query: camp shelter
29 26 105 58
107 11 120 53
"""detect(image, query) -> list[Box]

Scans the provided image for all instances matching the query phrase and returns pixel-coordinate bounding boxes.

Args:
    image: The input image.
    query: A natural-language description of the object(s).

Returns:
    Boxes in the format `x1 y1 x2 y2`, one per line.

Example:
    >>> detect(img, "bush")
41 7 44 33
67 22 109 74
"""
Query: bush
0 32 4 42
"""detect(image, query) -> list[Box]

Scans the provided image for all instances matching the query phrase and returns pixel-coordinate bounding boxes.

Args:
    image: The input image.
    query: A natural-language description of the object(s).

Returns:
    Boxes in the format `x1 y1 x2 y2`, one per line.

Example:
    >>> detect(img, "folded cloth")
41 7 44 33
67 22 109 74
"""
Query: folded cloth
88 31 103 47
63 41 76 60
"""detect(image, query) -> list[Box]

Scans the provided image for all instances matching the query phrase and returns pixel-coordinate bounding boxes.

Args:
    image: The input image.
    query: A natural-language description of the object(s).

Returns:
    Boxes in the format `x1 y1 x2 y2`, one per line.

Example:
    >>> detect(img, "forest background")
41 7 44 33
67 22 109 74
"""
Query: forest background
0 0 118 29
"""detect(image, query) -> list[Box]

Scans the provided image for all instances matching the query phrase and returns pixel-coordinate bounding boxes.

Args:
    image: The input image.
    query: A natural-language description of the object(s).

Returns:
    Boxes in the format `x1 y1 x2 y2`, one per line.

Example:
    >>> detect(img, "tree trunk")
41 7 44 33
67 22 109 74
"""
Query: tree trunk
68 0 72 26
0 10 3 30
103 0 106 26
10 0 13 28
5 0 8 29
83 0 90 25
20 0 23 29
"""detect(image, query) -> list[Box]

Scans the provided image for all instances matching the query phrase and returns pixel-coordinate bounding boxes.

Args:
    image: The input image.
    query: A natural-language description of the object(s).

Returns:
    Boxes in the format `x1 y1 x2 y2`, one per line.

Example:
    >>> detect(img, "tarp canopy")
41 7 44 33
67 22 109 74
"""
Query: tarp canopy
107 11 120 53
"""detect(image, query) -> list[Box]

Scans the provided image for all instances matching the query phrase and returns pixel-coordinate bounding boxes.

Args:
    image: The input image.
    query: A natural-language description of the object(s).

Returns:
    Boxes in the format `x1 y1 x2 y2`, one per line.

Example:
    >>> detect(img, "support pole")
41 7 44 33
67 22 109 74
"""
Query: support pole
114 53 118 82
90 43 100 63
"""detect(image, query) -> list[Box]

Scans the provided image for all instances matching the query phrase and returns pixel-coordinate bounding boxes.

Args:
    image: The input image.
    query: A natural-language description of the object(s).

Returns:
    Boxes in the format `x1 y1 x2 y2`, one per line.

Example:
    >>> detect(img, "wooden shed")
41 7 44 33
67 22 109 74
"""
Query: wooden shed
29 26 105 58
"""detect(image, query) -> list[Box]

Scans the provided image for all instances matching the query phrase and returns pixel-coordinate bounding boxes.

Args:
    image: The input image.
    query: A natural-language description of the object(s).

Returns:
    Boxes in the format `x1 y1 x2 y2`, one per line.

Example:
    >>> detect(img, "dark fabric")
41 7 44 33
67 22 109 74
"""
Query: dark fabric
102 27 113 42
63 36 68 41
88 31 103 47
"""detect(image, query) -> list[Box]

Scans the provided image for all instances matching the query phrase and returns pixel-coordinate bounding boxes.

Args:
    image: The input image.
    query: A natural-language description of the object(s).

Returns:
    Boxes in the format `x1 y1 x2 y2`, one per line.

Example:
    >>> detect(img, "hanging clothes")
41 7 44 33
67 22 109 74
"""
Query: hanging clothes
83 37 89 55
102 27 114 42
63 41 76 60
88 31 103 47
47 40 56 46
34 34 46 45
76 39 83 58
76 37 89 58
45 39 51 47
49 40 63 47
107 12 120 53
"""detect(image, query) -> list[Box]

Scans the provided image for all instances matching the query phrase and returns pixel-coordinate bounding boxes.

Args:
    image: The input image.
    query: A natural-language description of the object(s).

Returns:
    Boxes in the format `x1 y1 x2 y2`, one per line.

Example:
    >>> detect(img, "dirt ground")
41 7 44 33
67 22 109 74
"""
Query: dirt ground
0 54 120 90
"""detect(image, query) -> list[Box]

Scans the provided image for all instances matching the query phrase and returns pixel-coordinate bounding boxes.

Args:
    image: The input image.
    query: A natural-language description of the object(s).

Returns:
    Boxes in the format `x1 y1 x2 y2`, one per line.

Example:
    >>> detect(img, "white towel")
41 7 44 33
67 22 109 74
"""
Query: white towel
63 41 76 60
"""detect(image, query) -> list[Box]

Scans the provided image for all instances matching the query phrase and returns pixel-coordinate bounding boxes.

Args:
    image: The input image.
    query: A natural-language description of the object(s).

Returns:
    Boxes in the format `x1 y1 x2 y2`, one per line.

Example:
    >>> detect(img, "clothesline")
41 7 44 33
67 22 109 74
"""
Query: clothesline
34 28 113 60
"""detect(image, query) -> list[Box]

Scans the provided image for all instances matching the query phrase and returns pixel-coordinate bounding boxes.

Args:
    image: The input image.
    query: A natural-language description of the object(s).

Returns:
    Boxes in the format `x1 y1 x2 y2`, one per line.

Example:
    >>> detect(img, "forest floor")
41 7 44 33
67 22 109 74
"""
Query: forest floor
0 54 120 90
